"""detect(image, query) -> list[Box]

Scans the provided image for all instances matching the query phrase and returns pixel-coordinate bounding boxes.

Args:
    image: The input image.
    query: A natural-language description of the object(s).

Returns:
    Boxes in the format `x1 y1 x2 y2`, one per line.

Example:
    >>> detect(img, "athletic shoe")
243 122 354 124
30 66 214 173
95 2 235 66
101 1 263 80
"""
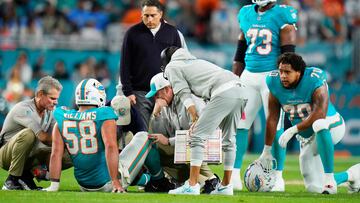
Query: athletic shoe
2 176 23 190
322 175 337 194
271 176 285 192
19 170 43 190
231 170 243 191
347 164 360 194
210 183 233 195
168 181 200 195
144 177 175 193
202 174 221 194
18 177 42 190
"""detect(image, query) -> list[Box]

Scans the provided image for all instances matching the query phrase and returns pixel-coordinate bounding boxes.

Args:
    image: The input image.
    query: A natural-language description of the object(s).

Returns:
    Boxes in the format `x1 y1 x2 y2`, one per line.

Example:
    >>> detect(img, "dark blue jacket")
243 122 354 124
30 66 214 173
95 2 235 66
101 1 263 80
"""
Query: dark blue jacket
120 21 182 96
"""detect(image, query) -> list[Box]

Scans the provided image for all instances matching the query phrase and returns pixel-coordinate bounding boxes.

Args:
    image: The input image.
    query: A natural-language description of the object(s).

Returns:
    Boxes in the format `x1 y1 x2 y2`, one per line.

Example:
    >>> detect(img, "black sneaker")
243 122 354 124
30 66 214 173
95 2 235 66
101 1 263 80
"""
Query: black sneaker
144 177 176 193
19 171 43 190
2 175 23 190
202 174 221 194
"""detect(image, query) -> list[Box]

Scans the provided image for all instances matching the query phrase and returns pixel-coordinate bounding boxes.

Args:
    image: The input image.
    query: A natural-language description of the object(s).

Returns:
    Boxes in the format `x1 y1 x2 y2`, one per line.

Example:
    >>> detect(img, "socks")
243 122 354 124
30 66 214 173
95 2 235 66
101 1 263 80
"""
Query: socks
144 146 164 180
136 173 151 186
234 129 248 169
272 129 286 171
334 172 349 185
316 129 334 173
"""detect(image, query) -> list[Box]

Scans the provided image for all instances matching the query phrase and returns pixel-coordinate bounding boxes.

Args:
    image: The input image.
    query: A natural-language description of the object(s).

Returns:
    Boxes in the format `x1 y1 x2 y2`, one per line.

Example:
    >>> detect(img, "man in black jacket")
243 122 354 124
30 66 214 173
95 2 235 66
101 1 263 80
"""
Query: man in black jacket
118 0 183 130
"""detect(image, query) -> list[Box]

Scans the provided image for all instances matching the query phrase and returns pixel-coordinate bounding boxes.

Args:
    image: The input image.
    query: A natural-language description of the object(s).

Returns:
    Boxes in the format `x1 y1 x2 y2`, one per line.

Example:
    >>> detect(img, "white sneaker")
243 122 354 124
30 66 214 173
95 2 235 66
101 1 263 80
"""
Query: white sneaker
210 183 233 196
271 176 285 192
168 181 200 195
347 164 360 194
231 169 242 190
322 174 337 194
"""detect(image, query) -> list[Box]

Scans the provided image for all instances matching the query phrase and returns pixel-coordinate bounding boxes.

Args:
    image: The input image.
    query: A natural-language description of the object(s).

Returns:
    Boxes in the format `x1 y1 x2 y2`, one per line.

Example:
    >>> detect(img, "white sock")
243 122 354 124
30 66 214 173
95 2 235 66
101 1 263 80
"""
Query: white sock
232 168 240 177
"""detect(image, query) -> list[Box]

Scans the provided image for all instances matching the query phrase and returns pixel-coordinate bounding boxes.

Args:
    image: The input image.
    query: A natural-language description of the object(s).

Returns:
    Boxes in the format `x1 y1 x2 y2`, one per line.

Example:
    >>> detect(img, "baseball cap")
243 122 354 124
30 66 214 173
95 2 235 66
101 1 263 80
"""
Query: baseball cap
111 95 131 125
145 73 171 98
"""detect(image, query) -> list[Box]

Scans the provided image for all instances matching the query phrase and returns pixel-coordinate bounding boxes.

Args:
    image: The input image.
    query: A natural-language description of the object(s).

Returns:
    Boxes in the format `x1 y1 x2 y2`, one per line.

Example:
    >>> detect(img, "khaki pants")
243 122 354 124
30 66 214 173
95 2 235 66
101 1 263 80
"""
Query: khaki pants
0 128 73 177
158 143 214 185
0 128 36 176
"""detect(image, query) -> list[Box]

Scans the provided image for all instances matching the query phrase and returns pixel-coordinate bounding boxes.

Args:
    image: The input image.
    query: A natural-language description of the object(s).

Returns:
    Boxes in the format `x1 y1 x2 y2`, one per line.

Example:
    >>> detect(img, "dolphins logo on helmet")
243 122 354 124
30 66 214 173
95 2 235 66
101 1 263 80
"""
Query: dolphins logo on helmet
75 78 106 107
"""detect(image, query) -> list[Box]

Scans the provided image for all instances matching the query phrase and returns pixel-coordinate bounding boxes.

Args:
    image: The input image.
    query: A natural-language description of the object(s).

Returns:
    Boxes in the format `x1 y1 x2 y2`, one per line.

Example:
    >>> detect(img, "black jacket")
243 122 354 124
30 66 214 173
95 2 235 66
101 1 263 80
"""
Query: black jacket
120 21 182 96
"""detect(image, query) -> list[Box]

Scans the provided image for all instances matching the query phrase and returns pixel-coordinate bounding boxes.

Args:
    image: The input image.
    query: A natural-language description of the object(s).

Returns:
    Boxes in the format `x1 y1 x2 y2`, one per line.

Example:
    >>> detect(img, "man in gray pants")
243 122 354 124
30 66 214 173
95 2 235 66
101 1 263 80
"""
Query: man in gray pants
146 73 220 193
158 47 248 195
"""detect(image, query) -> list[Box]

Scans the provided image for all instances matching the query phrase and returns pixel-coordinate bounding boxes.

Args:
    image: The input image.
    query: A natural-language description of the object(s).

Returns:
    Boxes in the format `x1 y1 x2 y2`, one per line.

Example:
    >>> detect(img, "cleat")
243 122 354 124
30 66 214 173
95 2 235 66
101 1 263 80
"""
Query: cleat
271 176 285 192
2 176 23 190
322 175 337 194
347 164 360 194
144 177 175 193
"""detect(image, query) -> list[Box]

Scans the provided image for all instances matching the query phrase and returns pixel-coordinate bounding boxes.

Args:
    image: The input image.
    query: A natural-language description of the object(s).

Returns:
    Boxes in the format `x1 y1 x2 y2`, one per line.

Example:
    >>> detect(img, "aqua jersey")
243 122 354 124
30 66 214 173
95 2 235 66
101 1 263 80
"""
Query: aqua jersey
54 106 118 188
238 4 297 72
266 67 337 138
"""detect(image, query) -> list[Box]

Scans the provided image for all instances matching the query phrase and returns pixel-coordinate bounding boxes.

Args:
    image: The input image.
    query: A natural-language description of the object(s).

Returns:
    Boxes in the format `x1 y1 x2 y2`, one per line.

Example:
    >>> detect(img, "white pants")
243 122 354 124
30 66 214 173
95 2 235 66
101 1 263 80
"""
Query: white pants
80 181 113 192
299 113 345 193
118 131 152 189
237 70 271 129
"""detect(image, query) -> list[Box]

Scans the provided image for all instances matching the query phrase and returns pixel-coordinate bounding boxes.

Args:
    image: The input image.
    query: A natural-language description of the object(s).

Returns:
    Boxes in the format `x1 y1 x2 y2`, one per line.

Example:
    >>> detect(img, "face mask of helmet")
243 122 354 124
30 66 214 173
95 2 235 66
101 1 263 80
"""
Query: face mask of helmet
252 0 276 7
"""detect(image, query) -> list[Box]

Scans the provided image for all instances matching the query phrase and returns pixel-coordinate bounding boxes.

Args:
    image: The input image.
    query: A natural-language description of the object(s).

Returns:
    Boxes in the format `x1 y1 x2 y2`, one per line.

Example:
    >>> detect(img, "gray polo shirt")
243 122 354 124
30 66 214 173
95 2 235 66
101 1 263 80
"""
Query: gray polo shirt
0 98 55 144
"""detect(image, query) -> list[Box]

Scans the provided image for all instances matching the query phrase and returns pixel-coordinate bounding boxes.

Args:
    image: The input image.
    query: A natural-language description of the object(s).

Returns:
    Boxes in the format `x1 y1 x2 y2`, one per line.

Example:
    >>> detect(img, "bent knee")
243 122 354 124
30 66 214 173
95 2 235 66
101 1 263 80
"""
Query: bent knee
16 128 36 144
312 119 329 133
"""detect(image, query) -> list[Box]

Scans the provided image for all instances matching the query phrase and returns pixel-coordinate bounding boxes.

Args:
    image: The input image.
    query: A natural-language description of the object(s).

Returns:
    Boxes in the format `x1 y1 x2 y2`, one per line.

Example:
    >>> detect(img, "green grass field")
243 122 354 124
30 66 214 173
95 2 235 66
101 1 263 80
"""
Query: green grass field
1 154 359 203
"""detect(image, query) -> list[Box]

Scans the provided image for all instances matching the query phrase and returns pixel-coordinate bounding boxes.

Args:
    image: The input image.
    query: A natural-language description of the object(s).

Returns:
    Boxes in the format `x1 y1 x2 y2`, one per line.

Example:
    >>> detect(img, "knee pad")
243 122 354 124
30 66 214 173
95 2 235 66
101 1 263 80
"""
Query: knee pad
312 119 329 133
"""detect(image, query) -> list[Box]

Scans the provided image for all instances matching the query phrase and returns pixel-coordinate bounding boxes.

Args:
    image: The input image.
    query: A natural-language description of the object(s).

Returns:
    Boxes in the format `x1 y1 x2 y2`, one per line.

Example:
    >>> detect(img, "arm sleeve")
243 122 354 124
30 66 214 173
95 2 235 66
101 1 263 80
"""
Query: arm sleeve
120 30 134 96
13 106 42 136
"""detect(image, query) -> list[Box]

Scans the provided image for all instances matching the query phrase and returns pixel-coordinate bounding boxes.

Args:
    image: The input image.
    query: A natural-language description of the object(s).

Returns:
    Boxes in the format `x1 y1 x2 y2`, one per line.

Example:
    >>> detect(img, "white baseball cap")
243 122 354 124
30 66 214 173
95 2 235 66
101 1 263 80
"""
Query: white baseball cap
111 95 131 125
145 73 171 98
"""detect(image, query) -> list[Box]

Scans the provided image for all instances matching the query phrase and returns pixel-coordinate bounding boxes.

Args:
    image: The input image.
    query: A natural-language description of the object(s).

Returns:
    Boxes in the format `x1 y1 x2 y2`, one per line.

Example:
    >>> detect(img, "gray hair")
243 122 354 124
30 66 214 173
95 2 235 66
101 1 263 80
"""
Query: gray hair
36 76 63 94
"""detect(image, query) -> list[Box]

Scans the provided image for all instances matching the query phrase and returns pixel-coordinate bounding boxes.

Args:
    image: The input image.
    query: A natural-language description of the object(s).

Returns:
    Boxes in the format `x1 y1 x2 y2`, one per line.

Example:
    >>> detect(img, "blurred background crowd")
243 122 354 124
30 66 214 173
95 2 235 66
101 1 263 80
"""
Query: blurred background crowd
0 0 359 154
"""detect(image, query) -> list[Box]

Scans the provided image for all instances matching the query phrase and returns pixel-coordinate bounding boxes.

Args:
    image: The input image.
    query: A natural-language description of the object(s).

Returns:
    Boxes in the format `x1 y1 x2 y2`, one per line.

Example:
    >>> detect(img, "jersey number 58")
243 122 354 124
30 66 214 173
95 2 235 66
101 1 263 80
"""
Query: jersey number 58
62 120 98 155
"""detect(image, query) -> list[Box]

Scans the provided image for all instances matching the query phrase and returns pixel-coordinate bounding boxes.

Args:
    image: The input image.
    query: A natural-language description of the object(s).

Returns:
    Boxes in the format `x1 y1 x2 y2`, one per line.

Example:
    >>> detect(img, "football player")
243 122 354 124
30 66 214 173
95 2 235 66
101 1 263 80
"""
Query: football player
265 53 360 194
44 79 174 193
232 0 297 191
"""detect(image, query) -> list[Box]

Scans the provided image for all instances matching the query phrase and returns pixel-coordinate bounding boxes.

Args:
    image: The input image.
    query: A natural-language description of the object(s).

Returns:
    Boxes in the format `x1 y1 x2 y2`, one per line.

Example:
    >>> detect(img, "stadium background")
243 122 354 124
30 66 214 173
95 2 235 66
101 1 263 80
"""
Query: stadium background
0 0 359 156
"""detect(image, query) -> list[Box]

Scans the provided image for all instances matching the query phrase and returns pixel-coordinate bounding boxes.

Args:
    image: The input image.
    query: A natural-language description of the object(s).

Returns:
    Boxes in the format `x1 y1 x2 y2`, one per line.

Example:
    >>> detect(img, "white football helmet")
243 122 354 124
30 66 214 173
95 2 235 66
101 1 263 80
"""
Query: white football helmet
244 161 276 192
75 78 106 107
252 0 276 7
